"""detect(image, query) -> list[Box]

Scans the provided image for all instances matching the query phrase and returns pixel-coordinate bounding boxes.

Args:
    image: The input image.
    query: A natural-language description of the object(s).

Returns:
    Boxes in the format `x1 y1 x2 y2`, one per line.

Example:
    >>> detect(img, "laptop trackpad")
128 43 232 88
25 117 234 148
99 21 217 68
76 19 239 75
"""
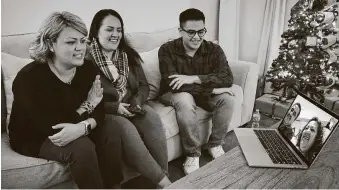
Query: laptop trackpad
235 128 273 166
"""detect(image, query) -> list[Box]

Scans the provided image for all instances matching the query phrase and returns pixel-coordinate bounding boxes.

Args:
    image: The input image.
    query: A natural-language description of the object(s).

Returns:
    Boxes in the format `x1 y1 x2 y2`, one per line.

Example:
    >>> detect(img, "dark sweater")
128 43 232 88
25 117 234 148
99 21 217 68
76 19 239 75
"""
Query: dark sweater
158 37 233 96
8 60 105 157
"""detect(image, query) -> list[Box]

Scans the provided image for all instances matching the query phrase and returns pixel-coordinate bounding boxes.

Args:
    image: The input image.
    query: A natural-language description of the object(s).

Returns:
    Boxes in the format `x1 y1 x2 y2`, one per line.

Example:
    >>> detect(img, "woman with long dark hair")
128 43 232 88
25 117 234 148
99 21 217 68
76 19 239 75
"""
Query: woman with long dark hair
87 9 170 188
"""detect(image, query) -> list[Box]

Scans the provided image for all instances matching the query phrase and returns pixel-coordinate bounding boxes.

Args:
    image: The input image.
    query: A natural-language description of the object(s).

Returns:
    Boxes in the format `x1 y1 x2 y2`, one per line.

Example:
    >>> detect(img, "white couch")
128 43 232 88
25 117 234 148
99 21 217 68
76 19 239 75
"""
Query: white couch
1 27 259 188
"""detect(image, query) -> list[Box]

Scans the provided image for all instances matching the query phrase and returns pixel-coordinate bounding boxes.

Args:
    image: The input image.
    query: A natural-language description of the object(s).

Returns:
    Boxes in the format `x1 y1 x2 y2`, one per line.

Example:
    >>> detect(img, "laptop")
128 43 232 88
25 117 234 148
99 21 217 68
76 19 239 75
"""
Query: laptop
235 91 339 169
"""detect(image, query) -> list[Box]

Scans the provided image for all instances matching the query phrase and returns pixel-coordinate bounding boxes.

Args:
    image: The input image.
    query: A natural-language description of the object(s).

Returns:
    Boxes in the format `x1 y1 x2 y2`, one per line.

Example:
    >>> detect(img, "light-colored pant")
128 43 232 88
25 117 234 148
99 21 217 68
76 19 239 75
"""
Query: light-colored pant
160 92 235 157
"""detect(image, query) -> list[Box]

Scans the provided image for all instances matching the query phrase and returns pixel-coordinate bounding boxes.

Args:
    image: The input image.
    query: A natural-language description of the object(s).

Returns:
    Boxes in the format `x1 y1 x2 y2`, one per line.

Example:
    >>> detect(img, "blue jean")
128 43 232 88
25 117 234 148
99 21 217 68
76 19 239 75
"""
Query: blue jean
160 92 235 157
107 109 168 184
128 104 169 175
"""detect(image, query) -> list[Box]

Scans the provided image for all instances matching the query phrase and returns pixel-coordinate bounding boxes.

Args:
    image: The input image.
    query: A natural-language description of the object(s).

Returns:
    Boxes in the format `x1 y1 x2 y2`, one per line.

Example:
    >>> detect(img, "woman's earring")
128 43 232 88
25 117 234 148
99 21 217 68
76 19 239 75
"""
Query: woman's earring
50 48 54 52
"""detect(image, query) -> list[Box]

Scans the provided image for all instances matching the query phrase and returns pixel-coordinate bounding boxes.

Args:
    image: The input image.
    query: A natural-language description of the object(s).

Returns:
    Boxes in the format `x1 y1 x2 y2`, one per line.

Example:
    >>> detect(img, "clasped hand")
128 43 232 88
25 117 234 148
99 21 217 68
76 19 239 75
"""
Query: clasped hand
212 87 234 96
49 123 84 147
168 74 234 96
168 75 197 90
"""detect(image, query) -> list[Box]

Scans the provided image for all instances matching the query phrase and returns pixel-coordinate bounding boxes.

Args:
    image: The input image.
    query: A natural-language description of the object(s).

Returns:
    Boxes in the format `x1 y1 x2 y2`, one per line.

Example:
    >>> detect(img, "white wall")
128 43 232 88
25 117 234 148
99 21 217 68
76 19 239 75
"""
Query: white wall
1 0 190 35
190 0 220 41
238 0 267 63
1 0 221 41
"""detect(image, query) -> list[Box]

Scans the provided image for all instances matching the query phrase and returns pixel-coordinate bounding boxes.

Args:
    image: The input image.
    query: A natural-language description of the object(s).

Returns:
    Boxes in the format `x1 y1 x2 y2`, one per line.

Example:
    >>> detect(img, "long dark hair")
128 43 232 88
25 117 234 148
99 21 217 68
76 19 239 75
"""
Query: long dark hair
88 9 142 66
297 117 324 161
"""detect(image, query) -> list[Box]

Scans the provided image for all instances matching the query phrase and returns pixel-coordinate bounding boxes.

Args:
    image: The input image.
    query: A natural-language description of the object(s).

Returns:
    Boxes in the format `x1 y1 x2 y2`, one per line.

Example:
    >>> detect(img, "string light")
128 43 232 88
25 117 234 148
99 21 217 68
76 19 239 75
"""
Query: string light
265 1 339 101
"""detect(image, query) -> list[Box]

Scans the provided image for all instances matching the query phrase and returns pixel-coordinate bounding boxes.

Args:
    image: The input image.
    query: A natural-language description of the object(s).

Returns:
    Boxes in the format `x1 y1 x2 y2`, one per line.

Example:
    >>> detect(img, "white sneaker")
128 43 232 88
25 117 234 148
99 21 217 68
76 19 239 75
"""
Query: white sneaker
208 145 225 159
183 156 199 175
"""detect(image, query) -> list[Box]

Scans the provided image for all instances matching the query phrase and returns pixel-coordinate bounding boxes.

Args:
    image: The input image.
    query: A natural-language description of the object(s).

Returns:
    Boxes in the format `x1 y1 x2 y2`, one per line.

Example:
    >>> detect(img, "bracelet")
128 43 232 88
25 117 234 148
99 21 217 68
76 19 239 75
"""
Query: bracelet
80 101 95 114
80 120 91 135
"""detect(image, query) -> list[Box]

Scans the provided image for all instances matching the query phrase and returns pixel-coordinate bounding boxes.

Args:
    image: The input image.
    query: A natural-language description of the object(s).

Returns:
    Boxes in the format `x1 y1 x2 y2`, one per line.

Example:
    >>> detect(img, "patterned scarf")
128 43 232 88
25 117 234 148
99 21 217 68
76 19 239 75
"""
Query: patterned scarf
90 39 129 101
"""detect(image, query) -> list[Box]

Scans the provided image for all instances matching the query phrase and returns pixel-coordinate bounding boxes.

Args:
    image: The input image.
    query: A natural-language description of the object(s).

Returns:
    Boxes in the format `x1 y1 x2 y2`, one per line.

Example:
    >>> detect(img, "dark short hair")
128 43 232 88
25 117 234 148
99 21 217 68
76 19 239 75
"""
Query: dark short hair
179 8 205 27
88 9 142 65
293 102 302 118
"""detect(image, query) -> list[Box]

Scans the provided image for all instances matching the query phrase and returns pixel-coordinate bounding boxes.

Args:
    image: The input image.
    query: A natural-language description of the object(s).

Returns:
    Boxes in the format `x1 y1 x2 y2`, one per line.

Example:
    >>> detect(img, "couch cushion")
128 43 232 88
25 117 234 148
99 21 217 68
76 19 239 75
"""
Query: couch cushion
126 27 179 53
147 100 179 139
1 134 71 188
1 53 32 130
1 33 36 59
139 47 161 100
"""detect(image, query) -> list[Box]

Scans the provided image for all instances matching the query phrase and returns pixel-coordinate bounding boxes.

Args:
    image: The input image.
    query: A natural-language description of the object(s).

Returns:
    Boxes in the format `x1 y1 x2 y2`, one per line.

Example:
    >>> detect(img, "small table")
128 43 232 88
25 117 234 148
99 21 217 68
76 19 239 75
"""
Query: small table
166 122 339 189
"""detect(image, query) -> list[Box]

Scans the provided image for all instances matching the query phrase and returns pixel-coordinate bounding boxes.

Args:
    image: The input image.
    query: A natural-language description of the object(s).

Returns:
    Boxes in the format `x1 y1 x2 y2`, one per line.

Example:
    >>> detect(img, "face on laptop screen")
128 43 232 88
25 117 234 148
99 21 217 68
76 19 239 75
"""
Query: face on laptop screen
278 95 338 164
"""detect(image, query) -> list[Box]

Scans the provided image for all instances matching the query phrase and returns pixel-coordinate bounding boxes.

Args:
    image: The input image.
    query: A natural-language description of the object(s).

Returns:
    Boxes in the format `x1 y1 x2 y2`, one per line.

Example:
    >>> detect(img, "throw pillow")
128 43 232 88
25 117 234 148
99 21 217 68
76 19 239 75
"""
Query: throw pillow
1 52 32 131
139 47 161 100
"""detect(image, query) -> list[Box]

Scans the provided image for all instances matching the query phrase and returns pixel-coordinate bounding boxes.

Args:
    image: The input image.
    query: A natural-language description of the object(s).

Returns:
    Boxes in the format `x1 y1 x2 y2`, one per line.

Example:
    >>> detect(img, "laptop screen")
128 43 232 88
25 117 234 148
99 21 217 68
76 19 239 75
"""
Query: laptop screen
277 94 339 165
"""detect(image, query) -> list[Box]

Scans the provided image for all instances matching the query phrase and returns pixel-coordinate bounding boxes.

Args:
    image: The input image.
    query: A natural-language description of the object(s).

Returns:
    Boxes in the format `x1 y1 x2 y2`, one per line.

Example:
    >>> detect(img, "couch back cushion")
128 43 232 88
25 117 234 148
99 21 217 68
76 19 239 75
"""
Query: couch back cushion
1 53 32 130
1 33 36 59
139 47 161 100
126 27 179 53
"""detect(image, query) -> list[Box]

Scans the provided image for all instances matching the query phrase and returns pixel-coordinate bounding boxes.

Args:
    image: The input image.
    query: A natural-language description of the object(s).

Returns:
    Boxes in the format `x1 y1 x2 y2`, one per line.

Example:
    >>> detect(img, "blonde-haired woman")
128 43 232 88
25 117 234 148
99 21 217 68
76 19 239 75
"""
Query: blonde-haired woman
9 11 118 189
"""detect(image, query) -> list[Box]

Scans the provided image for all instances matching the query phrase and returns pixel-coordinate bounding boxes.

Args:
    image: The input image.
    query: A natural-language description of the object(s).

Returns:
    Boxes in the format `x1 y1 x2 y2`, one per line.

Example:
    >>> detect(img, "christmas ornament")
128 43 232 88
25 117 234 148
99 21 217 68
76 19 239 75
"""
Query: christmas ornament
266 0 339 101
321 33 339 48
325 48 339 63
306 36 318 46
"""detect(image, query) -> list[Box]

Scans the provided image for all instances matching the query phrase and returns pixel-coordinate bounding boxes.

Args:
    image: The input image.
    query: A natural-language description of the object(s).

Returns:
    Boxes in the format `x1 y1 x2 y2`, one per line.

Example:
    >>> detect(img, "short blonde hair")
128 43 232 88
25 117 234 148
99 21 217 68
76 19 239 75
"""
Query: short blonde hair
29 11 88 62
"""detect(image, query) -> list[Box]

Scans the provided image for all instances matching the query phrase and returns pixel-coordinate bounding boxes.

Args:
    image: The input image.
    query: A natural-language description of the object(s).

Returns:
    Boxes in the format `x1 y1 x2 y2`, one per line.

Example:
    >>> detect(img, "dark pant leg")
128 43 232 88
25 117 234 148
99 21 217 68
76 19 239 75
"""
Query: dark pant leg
89 115 124 188
129 104 168 175
160 92 201 157
105 114 166 184
207 93 235 147
38 137 104 189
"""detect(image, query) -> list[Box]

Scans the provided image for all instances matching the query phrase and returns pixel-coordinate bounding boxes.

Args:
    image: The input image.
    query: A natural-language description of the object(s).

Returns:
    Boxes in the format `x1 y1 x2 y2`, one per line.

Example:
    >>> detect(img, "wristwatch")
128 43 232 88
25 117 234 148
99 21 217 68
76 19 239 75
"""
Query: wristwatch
81 120 92 135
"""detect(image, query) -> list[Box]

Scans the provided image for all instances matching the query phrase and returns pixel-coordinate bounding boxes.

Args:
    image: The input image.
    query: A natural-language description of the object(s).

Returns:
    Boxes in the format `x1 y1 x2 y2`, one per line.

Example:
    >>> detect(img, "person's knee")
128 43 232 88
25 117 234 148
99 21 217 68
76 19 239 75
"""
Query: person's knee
66 137 97 164
214 93 235 108
172 92 196 111
141 105 162 125
106 114 138 137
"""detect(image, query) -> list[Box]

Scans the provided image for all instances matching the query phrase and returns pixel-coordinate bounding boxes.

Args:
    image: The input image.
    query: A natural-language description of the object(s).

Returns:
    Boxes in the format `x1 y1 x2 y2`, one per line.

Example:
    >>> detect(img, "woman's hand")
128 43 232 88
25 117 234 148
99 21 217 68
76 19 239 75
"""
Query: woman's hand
87 75 103 107
117 103 135 117
48 123 85 147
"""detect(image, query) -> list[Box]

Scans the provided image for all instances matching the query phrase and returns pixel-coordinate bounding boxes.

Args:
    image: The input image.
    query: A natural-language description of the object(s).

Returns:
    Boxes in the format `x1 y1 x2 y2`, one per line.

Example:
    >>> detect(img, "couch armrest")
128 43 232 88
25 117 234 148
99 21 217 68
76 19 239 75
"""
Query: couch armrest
229 60 259 125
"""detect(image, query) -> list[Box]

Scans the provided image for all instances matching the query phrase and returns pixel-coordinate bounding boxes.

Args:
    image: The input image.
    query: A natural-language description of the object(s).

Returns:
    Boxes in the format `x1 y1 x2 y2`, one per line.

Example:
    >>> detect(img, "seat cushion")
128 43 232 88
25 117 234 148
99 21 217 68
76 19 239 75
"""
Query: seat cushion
147 100 179 139
1 134 71 188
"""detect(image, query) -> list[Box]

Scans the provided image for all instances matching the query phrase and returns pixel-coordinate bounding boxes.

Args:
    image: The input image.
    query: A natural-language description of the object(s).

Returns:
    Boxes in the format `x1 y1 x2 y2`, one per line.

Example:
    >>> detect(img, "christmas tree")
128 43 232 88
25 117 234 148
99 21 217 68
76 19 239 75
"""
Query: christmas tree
266 0 339 102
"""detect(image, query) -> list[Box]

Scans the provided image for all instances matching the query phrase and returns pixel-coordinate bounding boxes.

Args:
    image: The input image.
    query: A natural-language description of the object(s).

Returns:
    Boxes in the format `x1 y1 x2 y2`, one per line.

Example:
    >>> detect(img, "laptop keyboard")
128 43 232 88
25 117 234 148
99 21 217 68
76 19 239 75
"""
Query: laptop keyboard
254 130 302 165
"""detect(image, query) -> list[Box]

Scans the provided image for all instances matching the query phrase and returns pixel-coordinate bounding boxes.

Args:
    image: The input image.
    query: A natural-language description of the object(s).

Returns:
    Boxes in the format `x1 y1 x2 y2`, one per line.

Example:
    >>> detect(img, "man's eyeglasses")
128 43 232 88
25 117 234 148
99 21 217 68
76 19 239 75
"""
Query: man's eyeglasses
180 27 207 38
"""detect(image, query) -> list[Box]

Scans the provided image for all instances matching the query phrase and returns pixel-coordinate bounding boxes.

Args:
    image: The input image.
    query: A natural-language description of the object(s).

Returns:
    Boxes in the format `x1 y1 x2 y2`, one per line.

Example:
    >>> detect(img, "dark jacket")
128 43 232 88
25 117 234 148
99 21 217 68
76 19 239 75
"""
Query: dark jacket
89 56 150 115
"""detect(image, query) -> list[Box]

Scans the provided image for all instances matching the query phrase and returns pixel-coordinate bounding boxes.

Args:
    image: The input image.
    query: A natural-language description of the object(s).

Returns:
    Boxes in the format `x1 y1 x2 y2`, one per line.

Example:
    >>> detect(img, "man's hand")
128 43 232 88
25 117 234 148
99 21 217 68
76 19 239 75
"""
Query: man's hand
48 123 84 147
212 87 234 96
168 75 200 90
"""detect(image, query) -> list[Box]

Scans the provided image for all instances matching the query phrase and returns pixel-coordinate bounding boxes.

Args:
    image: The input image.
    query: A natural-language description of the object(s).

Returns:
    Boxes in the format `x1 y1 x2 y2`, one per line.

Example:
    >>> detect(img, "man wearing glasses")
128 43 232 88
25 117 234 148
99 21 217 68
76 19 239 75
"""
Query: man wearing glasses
280 103 302 140
158 8 235 175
